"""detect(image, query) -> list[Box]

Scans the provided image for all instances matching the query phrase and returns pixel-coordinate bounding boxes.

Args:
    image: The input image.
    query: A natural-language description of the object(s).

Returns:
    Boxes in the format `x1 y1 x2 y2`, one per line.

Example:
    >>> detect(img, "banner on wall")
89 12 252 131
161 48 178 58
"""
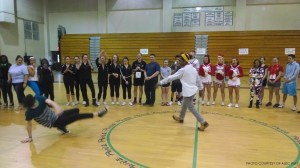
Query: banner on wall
239 48 249 55
285 48 295 55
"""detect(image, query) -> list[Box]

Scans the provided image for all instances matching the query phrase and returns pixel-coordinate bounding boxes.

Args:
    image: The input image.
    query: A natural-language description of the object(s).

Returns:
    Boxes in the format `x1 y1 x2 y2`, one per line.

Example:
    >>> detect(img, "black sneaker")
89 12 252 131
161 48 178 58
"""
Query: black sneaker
265 102 272 107
57 126 70 134
9 102 14 108
98 106 108 117
198 121 209 131
3 103 8 108
273 104 280 108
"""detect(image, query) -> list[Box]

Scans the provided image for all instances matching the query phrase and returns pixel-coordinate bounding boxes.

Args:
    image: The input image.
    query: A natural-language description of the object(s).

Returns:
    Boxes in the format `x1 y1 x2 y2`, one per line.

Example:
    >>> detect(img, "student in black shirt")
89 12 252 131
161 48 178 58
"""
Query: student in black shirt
78 54 97 107
74 56 81 105
61 56 76 106
108 54 121 105
120 57 132 106
39 59 54 100
96 52 108 106
0 55 14 107
131 53 147 105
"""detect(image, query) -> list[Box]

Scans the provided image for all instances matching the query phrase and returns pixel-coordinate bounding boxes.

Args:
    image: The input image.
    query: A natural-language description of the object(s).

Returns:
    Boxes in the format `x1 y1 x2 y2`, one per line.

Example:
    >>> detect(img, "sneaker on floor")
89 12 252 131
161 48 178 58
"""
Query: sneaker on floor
116 102 120 105
96 101 100 106
201 101 205 105
235 104 239 108
169 101 173 105
265 102 272 107
273 104 280 108
221 102 225 106
111 102 115 105
172 115 184 123
66 102 70 106
71 102 75 106
227 103 233 107
206 102 210 106
177 101 181 106
129 102 133 106
198 121 209 131
292 106 297 111
57 126 70 134
98 106 109 117
103 102 107 105
278 104 285 108
82 101 86 105
122 102 126 106
74 101 79 105
211 101 215 105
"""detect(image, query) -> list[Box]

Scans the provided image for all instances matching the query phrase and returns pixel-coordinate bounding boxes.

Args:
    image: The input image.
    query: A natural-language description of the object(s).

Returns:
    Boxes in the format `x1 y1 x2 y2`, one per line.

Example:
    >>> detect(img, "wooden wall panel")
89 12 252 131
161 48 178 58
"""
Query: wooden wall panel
60 31 300 72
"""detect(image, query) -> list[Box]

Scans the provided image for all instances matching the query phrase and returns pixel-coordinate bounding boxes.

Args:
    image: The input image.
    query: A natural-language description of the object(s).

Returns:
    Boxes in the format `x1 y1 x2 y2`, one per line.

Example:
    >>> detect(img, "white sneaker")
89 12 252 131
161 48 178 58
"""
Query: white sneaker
96 101 100 106
74 101 79 105
221 102 225 106
292 106 297 111
71 102 75 106
103 102 107 105
111 102 115 105
116 102 120 105
83 101 86 105
129 102 133 106
235 104 239 108
169 101 173 105
201 101 205 105
278 104 285 108
206 102 210 106
122 102 126 106
227 103 232 107
211 101 215 105
66 102 70 106
177 101 181 106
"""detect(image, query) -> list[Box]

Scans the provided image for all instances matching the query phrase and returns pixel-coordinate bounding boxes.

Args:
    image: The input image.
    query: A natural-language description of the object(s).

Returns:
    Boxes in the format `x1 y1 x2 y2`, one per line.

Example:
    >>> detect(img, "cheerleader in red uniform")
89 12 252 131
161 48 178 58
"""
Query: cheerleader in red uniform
226 57 243 108
198 55 214 105
212 54 226 106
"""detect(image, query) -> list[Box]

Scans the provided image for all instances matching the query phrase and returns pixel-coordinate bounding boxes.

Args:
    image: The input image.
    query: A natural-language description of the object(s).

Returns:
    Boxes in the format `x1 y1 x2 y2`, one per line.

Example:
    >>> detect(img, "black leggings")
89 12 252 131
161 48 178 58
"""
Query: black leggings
80 78 96 101
53 108 93 128
122 82 132 99
98 81 108 100
75 79 80 101
1 80 13 104
64 79 74 95
109 77 120 97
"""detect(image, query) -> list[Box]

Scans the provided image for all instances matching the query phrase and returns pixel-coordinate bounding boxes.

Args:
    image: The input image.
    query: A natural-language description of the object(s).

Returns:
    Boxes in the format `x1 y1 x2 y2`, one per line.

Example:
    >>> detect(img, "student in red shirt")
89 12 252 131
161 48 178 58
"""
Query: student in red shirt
265 57 283 108
198 55 214 106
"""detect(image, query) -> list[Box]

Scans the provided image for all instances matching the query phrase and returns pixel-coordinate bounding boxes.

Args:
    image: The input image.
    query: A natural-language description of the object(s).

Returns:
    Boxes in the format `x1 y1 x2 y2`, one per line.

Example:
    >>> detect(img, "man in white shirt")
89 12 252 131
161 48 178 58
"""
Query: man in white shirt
157 53 209 131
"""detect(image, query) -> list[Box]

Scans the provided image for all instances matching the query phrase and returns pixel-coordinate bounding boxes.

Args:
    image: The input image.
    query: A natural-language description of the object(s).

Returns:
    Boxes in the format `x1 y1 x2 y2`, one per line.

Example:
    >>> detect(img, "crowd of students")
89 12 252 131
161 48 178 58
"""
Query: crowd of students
1 52 299 112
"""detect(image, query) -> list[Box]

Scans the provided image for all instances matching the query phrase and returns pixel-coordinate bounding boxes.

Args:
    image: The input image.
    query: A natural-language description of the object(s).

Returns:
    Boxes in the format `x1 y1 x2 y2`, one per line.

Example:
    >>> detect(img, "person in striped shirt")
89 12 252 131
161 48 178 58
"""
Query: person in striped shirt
21 94 108 143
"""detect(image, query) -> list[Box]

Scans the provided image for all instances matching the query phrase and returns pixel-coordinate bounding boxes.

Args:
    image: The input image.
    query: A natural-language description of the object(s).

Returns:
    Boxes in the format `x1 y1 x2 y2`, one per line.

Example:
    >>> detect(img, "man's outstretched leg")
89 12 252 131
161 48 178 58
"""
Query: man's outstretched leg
53 106 109 134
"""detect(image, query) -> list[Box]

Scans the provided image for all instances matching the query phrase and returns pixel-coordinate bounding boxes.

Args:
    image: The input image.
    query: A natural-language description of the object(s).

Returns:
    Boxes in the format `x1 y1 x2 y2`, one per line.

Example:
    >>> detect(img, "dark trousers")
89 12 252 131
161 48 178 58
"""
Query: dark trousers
75 79 80 101
42 84 54 100
64 79 75 95
109 77 120 98
122 81 132 99
1 80 13 104
53 108 93 128
12 83 25 104
80 78 96 102
98 81 108 100
144 78 157 105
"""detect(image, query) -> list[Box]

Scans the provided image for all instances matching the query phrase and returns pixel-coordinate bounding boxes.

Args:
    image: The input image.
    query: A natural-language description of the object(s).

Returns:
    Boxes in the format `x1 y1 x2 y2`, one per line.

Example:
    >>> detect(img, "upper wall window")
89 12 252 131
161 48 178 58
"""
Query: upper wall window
24 20 39 40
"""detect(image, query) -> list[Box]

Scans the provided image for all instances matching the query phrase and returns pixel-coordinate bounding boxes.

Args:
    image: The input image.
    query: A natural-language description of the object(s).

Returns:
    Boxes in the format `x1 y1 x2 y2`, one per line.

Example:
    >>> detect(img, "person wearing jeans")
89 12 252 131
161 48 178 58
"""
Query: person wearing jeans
8 55 28 110
144 54 160 106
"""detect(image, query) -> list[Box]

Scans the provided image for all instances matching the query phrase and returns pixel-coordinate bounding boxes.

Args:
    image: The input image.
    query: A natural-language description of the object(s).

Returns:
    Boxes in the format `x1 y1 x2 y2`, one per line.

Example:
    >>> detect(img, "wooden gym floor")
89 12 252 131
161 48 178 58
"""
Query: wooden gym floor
0 74 299 168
